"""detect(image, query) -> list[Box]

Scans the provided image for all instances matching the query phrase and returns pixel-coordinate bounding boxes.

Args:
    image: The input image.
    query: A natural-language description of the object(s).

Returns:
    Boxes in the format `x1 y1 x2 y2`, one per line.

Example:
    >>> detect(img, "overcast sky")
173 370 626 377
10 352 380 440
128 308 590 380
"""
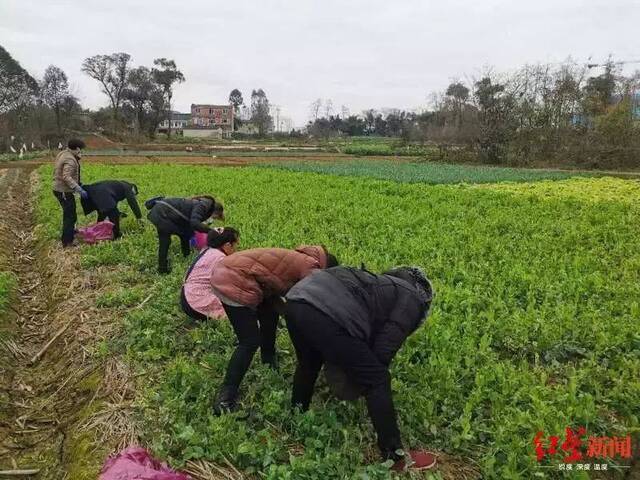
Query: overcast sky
1 0 638 127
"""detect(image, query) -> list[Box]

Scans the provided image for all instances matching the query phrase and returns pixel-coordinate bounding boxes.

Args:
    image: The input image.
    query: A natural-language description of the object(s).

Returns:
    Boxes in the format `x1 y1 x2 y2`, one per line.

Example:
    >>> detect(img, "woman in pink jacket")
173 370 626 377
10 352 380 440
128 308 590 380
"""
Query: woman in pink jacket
180 228 240 321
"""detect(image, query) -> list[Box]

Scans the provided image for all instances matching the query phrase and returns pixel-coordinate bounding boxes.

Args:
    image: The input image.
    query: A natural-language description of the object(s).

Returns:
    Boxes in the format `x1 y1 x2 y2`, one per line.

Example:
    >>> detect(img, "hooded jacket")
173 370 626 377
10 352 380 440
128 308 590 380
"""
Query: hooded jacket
286 266 433 366
80 180 142 218
147 197 215 234
53 149 81 193
210 245 328 308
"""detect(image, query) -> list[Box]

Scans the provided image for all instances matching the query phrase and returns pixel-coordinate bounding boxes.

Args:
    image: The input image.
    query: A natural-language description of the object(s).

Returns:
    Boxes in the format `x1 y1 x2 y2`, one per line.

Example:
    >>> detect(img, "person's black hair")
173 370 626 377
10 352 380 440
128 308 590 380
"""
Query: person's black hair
193 194 215 203
68 138 86 150
207 227 239 249
321 246 339 268
211 202 224 218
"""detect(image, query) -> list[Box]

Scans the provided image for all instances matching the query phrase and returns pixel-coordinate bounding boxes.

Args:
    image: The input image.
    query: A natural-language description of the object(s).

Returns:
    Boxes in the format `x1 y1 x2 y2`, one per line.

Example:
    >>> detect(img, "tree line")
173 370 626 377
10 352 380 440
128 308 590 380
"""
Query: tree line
0 43 277 148
227 88 273 136
306 60 640 168
2 43 638 168
1 45 83 151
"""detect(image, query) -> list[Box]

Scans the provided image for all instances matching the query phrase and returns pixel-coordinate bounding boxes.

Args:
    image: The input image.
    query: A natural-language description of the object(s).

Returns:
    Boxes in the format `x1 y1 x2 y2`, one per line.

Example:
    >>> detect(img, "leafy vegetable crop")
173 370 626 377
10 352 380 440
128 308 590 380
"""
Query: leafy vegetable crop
36 164 640 479
262 159 594 184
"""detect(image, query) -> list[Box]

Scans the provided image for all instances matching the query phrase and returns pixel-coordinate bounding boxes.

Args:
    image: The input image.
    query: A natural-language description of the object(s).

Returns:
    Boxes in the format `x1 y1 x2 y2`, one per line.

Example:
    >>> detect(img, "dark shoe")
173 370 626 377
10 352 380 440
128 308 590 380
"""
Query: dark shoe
213 385 239 415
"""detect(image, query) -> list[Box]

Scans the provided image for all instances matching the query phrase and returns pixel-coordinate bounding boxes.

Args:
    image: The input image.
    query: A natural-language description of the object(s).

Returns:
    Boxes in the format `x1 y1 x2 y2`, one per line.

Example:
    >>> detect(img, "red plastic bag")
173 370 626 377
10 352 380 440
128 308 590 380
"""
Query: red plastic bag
76 221 114 244
99 446 191 480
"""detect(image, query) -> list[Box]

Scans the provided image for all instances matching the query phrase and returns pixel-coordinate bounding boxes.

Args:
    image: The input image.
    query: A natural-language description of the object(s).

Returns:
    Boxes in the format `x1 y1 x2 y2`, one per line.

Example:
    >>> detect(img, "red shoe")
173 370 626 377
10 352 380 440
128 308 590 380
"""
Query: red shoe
392 450 437 472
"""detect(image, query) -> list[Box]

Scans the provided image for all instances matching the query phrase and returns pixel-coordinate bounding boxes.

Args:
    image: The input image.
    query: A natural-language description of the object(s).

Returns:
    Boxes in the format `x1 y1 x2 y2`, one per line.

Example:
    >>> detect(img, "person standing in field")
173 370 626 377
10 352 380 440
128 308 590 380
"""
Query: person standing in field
284 266 436 471
80 180 142 239
209 245 339 414
146 195 224 274
181 227 240 321
52 138 87 247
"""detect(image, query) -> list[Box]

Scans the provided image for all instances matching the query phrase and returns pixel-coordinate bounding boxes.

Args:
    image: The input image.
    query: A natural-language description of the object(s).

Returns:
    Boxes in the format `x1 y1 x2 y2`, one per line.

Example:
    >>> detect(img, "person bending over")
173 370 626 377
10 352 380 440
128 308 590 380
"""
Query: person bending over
81 180 142 239
147 195 224 274
181 227 240 321
285 265 435 470
209 245 339 414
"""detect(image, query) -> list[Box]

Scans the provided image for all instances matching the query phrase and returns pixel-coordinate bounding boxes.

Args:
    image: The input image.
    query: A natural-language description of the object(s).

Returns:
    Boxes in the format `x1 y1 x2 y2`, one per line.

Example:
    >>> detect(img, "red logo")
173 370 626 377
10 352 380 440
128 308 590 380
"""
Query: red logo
534 427 633 464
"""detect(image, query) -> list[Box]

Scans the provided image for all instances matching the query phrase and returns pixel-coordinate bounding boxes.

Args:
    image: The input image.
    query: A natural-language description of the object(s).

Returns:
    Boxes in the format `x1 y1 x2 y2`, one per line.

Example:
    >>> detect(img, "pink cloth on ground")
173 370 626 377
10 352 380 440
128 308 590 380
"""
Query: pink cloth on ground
76 220 114 244
99 446 191 480
183 248 227 319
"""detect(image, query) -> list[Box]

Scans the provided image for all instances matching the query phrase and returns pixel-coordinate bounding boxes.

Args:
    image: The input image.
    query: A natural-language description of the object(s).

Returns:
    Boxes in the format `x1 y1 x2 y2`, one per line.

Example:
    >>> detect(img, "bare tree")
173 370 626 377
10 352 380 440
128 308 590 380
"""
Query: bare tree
324 99 334 118
309 98 322 121
152 58 185 138
81 52 132 129
41 65 71 134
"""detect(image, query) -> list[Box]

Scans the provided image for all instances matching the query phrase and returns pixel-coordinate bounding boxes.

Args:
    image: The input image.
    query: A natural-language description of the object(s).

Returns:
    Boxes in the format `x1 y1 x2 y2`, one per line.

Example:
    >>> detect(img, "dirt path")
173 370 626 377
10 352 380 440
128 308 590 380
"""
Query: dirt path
0 168 135 479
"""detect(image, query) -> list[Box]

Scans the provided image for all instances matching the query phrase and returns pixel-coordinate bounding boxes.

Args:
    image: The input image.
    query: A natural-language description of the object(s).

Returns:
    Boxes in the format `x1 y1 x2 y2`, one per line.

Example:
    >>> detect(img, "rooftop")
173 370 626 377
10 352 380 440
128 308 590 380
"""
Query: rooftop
191 104 232 109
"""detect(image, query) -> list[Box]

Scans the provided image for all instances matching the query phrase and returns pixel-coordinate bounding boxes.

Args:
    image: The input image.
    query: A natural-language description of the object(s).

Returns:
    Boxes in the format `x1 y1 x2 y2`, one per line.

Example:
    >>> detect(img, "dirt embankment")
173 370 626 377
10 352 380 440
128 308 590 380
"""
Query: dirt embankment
0 168 136 479
0 153 362 169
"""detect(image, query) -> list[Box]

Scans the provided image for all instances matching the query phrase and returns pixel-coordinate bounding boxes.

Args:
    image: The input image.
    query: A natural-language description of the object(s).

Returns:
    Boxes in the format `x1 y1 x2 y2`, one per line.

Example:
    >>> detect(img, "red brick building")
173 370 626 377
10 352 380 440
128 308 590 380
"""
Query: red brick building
190 104 234 131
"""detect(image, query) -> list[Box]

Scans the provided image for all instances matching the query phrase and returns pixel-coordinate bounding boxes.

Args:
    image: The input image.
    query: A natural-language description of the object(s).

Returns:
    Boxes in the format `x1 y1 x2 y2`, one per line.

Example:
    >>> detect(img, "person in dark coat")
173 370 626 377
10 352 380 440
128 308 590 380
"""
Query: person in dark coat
147 195 224 274
284 266 435 469
80 180 142 239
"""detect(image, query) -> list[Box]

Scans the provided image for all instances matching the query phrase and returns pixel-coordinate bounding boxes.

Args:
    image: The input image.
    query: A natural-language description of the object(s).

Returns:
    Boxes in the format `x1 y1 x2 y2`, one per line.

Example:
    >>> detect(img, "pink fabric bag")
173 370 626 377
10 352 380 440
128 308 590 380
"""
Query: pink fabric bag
191 231 208 251
76 221 114 244
99 446 191 480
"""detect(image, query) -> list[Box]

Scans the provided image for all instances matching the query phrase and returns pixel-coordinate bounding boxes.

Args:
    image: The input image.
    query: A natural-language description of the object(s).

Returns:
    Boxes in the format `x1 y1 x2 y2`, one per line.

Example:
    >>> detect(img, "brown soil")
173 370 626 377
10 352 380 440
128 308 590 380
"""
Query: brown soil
0 168 137 479
0 153 368 169
81 133 119 150
123 143 323 152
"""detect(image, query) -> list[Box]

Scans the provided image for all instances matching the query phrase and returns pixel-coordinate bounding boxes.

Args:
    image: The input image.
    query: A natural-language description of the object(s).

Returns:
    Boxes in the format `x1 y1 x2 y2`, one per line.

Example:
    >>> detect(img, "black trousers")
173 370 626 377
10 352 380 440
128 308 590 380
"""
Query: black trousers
53 190 77 246
221 302 278 389
97 208 121 239
156 229 192 273
180 287 208 321
285 300 403 459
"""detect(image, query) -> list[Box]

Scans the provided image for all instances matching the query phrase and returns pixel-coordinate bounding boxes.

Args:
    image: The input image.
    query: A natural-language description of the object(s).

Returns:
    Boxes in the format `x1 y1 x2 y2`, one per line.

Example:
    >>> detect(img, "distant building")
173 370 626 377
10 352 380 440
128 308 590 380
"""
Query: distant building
190 103 234 134
159 112 191 130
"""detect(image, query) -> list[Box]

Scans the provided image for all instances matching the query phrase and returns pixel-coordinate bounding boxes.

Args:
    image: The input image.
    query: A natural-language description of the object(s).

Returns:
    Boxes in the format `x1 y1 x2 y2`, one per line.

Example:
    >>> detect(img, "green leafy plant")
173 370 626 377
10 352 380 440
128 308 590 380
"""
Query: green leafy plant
36 164 640 479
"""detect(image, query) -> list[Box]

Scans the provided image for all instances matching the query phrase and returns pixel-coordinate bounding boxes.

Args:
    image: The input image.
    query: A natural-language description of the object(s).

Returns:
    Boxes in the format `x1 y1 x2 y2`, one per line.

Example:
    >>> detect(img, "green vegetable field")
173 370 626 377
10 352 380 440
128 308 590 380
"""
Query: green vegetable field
36 164 640 479
263 159 593 184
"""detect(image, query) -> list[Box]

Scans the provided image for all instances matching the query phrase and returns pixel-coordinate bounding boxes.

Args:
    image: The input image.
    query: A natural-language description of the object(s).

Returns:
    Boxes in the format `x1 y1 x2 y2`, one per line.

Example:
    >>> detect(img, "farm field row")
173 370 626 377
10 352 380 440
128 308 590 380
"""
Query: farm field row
36 164 640 479
262 159 596 184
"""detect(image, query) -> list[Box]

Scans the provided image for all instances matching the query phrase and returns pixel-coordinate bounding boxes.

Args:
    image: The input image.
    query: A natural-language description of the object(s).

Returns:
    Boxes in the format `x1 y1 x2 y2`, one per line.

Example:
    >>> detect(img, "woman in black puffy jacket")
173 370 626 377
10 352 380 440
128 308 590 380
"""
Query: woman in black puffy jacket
147 195 224 273
284 265 435 470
